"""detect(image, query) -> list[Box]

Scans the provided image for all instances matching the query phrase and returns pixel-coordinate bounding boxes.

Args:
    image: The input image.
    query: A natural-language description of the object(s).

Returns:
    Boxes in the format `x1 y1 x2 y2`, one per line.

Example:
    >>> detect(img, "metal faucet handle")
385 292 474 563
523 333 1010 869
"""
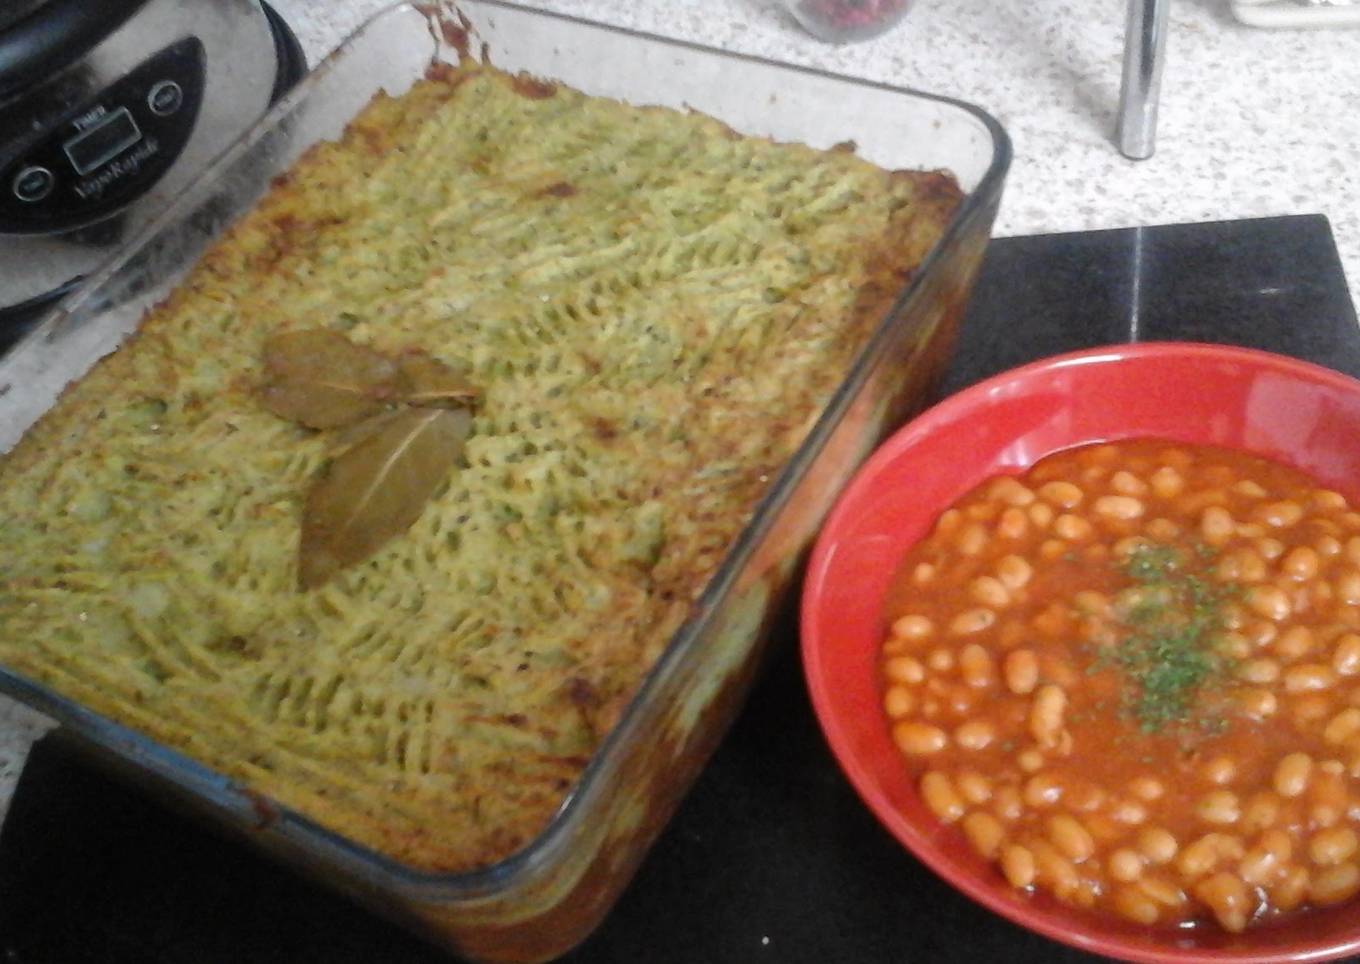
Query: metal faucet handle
1116 0 1171 161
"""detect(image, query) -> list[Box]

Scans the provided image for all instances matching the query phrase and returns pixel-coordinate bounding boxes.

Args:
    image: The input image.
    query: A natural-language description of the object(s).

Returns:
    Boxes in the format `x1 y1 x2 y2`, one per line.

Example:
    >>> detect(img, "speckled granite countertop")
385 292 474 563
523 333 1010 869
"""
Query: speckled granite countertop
0 0 1356 823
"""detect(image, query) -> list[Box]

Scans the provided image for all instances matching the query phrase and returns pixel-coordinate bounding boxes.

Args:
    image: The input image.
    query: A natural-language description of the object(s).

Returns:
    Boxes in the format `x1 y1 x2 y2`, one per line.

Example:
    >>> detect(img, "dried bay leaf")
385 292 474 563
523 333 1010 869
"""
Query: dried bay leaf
299 407 471 589
259 328 403 429
396 351 480 408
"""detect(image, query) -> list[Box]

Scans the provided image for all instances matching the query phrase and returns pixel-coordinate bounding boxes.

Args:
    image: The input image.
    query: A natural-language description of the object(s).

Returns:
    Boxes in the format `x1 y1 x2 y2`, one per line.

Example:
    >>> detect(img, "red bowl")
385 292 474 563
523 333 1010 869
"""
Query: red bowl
801 342 1360 963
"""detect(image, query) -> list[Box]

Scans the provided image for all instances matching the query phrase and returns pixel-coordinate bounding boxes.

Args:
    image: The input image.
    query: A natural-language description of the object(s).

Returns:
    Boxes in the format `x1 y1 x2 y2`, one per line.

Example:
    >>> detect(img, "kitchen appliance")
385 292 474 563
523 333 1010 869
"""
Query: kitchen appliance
0 0 305 338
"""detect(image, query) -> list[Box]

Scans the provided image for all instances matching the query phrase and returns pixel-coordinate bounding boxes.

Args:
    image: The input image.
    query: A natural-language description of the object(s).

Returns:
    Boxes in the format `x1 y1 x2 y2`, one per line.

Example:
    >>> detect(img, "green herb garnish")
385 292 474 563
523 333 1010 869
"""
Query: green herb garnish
1099 543 1237 734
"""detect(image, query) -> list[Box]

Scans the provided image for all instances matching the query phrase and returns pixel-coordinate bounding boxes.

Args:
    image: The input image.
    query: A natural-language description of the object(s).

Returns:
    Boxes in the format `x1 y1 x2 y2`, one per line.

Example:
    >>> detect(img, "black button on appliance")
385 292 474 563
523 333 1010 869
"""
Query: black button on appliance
146 79 183 116
12 166 54 203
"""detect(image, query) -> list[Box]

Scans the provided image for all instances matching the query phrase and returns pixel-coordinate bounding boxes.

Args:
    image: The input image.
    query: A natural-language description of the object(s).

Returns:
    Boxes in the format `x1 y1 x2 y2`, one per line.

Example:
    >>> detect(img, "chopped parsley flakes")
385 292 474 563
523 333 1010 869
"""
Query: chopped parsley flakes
1097 543 1237 734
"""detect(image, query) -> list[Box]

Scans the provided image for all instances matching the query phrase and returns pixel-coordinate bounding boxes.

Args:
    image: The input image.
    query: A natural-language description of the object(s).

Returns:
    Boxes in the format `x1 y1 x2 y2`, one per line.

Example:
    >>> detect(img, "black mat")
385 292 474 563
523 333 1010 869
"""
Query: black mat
0 214 1355 964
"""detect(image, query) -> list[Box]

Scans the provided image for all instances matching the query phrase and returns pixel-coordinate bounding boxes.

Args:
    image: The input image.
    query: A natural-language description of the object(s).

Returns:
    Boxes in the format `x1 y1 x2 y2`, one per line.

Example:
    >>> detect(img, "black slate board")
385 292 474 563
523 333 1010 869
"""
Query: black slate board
0 214 1356 964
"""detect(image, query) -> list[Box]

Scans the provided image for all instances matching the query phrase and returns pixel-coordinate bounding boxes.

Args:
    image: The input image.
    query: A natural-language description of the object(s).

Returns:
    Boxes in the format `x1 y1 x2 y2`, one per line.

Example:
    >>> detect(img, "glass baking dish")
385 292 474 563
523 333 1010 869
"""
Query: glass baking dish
0 2 1009 960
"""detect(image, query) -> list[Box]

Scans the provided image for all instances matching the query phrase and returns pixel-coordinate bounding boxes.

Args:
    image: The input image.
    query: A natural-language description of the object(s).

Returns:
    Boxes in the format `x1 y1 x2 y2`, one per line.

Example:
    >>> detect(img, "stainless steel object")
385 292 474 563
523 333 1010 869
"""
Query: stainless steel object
0 0 283 310
1117 0 1171 160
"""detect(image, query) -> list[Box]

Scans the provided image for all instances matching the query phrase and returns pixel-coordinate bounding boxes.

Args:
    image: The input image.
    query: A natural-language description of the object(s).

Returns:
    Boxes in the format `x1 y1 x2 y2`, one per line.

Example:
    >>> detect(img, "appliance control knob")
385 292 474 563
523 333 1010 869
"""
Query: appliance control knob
147 80 184 117
12 166 55 203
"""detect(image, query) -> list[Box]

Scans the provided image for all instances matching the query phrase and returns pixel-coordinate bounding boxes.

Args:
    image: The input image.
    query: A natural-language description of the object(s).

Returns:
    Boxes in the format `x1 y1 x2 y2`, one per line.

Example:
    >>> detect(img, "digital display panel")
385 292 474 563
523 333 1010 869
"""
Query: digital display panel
63 108 142 176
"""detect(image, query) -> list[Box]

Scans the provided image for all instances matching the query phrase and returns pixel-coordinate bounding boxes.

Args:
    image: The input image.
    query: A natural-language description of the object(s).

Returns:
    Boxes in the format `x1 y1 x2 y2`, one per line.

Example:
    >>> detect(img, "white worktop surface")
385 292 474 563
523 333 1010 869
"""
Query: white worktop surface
1 0 1357 822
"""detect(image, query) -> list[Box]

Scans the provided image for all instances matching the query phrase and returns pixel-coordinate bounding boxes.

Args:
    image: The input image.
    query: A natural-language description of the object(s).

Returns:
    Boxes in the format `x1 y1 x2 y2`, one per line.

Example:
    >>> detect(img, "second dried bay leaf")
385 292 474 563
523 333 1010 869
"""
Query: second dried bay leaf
299 407 471 588
396 351 480 408
259 328 403 429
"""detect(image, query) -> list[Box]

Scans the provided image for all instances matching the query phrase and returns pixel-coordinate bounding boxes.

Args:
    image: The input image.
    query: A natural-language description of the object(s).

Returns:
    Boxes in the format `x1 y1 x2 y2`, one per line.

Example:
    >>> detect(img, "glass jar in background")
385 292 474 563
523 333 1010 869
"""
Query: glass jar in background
784 0 913 43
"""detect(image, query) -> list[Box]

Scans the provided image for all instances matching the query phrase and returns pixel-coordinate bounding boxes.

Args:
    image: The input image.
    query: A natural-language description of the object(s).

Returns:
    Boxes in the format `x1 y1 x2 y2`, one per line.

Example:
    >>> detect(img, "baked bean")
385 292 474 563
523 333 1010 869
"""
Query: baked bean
1234 480 1268 498
926 648 954 673
1315 490 1349 511
1248 585 1292 621
1039 480 1083 508
1202 506 1236 544
1129 776 1165 802
1113 886 1160 924
911 562 936 585
1257 501 1305 528
992 784 1023 821
1239 659 1281 684
1242 791 1283 835
891 614 934 642
1029 685 1067 748
1257 537 1285 561
1017 748 1045 774
962 811 1006 859
1004 649 1039 695
1137 827 1179 864
991 477 1036 507
1112 471 1148 497
1274 753 1314 798
1197 790 1241 825
1325 709 1360 745
1294 693 1334 726
1023 772 1064 808
1334 634 1360 675
955 719 995 751
920 771 965 822
998 507 1029 540
1237 688 1279 720
1110 799 1148 826
1338 569 1360 606
1309 862 1360 906
1309 827 1359 866
1247 619 1279 647
1028 502 1054 528
1283 546 1321 581
894 722 947 756
935 508 963 534
1149 466 1184 498
1274 865 1310 912
1137 875 1187 909
1240 846 1282 887
1031 840 1079 896
956 770 993 805
1108 848 1144 882
884 656 925 685
1049 814 1095 862
1178 833 1238 877
883 686 915 718
1053 514 1092 541
1309 772 1349 829
1318 535 1343 558
1001 844 1036 888
958 644 996 688
1284 664 1336 693
1094 495 1144 521
1038 539 1068 561
1274 626 1316 660
950 607 996 635
1194 871 1251 932
996 555 1033 590
957 523 988 556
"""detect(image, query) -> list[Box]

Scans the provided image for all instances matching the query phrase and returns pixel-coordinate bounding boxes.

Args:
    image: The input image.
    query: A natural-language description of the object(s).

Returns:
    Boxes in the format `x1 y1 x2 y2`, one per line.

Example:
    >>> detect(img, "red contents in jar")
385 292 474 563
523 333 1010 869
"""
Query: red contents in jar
804 0 909 27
